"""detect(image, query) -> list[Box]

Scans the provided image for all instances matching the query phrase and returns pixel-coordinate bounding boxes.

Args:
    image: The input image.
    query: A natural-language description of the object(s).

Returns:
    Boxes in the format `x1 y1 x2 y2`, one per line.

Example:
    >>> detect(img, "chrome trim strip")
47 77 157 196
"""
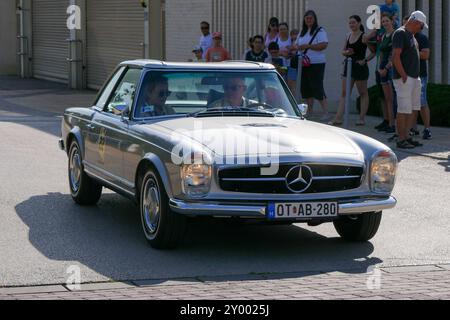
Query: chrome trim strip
83 161 135 189
84 168 135 197
312 175 361 181
169 196 397 217
221 178 286 182
221 175 361 182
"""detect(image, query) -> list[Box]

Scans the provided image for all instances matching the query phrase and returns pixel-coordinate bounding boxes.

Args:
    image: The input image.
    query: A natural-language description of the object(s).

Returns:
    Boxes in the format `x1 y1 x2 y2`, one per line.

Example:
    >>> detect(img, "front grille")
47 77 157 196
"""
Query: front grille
218 164 364 194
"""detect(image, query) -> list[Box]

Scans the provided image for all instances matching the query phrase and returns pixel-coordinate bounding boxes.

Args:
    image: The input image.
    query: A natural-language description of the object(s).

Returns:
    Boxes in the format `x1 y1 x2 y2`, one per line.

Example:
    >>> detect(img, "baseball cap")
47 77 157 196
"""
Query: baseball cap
212 32 222 39
192 46 202 52
409 10 428 29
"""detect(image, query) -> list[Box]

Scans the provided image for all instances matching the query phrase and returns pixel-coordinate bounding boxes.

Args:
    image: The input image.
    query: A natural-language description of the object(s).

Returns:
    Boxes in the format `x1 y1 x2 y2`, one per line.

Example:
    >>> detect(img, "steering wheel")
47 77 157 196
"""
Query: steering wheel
246 102 287 115
246 102 275 111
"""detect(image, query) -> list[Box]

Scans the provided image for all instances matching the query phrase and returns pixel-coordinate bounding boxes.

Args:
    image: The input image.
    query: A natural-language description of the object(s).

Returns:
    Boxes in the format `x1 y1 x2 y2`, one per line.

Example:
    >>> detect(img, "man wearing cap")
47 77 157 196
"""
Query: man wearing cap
392 11 428 149
205 32 232 62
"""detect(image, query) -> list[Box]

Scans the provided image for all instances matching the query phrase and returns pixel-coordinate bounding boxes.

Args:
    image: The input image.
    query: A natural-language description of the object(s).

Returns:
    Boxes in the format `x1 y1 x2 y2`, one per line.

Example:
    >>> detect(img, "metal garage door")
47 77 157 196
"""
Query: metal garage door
86 0 145 89
32 0 69 83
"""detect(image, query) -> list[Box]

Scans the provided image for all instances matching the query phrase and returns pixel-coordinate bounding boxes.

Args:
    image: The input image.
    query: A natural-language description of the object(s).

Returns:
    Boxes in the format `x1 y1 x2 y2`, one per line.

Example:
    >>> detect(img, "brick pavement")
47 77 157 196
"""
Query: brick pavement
1 264 449 300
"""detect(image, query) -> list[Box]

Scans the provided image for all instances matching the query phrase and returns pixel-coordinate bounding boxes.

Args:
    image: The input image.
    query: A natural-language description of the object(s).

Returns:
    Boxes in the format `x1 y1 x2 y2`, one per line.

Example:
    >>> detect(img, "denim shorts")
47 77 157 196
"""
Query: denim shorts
420 76 428 107
287 67 298 81
379 68 393 85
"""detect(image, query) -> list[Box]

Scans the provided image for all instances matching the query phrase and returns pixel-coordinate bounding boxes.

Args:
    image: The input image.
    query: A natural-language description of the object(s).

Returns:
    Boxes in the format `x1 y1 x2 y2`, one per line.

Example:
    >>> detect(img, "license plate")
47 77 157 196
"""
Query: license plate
267 202 338 219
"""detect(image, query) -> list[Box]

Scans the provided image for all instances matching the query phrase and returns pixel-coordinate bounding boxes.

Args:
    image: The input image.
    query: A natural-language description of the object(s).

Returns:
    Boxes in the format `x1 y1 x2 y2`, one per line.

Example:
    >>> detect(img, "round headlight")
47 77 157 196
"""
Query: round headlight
180 152 212 197
370 150 398 194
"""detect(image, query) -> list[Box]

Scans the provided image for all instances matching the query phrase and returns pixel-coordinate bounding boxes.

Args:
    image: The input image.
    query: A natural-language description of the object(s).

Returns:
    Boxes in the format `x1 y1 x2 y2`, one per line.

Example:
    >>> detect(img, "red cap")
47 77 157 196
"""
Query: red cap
212 32 222 39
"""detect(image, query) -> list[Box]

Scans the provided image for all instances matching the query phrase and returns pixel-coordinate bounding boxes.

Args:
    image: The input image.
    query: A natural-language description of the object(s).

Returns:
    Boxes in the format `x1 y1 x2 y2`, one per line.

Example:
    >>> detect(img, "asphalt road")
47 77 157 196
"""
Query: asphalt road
1 101 449 287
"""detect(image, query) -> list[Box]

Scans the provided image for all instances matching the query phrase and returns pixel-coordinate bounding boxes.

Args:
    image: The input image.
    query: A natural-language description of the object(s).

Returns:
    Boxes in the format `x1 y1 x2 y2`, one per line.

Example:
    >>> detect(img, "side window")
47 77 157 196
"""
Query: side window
95 67 126 110
105 68 142 115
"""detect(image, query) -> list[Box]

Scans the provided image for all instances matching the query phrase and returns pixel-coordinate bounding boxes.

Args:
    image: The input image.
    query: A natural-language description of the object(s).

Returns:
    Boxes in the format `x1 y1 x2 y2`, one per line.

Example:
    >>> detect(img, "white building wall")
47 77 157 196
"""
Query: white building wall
164 0 447 106
165 0 212 62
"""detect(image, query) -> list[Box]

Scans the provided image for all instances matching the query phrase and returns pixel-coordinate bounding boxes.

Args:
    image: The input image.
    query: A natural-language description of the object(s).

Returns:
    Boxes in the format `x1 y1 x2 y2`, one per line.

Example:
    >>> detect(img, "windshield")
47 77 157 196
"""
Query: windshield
133 71 300 119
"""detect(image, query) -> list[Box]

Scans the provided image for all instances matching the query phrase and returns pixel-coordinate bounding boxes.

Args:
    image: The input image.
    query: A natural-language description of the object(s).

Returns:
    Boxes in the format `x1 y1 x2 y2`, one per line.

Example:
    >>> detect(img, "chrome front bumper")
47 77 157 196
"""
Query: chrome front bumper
169 196 397 218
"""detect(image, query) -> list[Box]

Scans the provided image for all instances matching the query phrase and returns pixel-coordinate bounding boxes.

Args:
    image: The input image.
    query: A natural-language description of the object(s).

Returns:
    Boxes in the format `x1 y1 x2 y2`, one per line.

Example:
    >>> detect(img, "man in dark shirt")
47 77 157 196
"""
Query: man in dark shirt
392 11 427 149
411 31 431 139
245 35 269 62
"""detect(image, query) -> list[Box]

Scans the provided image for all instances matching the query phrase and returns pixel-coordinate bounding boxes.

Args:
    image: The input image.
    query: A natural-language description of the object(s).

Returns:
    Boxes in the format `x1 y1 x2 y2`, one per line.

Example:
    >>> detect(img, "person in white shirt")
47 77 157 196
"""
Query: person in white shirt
294 10 329 120
199 21 213 59
265 17 279 48
277 22 292 61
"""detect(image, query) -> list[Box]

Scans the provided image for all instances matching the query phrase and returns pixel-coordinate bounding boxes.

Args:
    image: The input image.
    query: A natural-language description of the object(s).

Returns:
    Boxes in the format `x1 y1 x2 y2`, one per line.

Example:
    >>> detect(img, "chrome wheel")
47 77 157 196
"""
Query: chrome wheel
142 178 161 234
69 146 82 193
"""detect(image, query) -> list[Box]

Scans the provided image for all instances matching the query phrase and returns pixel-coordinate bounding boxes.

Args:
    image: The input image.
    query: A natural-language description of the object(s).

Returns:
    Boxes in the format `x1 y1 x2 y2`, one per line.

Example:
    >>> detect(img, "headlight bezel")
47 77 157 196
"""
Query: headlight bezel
370 149 398 194
180 151 213 198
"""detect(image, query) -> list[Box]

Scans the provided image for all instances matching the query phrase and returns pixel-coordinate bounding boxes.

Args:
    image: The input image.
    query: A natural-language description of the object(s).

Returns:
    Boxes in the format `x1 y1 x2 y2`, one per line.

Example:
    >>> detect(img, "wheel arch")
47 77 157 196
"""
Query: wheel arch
66 126 84 157
135 153 174 202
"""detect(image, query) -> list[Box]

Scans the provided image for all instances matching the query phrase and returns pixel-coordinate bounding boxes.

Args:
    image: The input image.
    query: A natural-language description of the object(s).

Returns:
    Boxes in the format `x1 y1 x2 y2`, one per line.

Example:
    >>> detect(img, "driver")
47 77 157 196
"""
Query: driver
209 77 255 109
139 76 176 117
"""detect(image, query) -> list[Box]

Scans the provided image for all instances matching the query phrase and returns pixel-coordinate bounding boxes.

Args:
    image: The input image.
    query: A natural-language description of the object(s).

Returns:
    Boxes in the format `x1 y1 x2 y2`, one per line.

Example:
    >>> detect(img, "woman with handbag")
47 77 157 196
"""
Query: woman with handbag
293 10 329 121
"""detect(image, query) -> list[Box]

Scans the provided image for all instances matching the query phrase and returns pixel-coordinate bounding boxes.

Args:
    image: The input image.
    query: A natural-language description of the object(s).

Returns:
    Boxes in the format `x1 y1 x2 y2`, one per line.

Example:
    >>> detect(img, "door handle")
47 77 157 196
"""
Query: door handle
87 124 95 130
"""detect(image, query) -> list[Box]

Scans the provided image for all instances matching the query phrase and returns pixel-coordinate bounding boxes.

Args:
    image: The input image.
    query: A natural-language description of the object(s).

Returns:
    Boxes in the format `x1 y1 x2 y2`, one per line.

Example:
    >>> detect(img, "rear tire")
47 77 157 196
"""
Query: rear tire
333 212 382 242
139 169 187 249
68 140 102 205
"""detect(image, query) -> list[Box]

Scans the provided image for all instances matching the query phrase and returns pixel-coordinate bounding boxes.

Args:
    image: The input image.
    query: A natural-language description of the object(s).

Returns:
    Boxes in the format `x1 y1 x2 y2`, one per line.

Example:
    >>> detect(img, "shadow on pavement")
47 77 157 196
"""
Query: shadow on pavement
15 192 382 285
438 156 450 172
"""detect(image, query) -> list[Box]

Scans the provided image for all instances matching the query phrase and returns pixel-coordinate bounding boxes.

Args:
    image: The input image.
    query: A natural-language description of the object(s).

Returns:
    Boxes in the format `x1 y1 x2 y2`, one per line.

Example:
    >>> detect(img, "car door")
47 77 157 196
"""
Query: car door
93 67 142 188
84 66 126 170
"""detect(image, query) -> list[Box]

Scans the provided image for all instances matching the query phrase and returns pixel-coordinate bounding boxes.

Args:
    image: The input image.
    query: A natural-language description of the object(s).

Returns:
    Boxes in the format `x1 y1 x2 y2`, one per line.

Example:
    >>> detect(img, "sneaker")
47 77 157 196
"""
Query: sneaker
388 134 399 142
409 128 420 136
375 120 388 130
385 126 396 134
377 122 390 132
319 113 331 122
397 140 415 149
423 128 432 140
407 138 423 147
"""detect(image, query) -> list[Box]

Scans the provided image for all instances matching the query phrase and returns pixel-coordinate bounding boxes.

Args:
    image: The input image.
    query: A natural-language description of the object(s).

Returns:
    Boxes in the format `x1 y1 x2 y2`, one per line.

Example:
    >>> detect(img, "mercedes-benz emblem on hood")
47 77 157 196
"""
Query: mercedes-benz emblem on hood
285 165 313 193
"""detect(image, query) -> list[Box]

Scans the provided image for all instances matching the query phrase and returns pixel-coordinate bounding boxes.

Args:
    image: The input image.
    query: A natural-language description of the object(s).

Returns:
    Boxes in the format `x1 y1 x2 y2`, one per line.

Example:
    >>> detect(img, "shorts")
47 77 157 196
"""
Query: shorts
342 60 369 81
301 63 327 100
420 76 428 107
379 68 393 85
287 67 298 81
392 76 422 114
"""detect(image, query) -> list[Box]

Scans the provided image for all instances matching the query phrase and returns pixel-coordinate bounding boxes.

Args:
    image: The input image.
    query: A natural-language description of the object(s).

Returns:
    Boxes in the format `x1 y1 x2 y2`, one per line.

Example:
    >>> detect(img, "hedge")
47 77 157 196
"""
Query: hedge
357 83 450 127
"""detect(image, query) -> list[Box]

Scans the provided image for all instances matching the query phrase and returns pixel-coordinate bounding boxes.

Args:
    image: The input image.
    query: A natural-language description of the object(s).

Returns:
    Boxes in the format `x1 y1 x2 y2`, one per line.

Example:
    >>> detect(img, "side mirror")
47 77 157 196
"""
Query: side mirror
296 104 308 117
121 106 130 122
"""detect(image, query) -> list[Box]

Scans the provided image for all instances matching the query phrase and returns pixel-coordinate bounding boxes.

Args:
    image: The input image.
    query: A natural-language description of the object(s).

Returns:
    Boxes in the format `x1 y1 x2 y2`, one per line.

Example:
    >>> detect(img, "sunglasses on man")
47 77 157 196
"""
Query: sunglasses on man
158 90 171 98
224 84 246 92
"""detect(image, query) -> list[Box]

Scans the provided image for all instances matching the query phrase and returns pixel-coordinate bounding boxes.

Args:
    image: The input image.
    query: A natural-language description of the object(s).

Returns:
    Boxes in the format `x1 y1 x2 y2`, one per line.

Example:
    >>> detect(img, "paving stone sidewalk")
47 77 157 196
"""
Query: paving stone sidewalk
1 264 449 300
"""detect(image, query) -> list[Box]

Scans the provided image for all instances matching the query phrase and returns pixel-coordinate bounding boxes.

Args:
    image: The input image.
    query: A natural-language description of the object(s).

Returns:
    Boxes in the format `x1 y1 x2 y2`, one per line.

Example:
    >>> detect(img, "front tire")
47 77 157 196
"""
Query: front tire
139 169 187 249
68 140 102 205
333 212 382 242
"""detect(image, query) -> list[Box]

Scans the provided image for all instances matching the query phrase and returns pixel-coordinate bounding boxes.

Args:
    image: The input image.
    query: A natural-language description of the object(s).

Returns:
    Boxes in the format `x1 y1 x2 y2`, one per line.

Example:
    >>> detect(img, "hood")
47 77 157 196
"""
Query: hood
147 116 361 158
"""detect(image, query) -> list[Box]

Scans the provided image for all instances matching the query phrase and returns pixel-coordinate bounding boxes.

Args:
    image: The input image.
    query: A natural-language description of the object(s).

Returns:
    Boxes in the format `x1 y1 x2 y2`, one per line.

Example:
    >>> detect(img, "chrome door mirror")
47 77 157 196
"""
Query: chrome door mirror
296 104 308 117
120 106 130 122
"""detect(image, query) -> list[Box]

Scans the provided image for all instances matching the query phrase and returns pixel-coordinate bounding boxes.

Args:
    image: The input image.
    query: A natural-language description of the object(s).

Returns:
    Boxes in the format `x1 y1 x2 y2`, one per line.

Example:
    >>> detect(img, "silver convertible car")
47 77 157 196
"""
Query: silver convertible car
59 60 397 249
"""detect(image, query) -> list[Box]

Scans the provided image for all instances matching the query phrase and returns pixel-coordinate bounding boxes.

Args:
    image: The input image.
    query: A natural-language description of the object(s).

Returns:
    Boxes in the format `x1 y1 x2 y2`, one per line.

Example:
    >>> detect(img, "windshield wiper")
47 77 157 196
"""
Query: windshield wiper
193 107 275 118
